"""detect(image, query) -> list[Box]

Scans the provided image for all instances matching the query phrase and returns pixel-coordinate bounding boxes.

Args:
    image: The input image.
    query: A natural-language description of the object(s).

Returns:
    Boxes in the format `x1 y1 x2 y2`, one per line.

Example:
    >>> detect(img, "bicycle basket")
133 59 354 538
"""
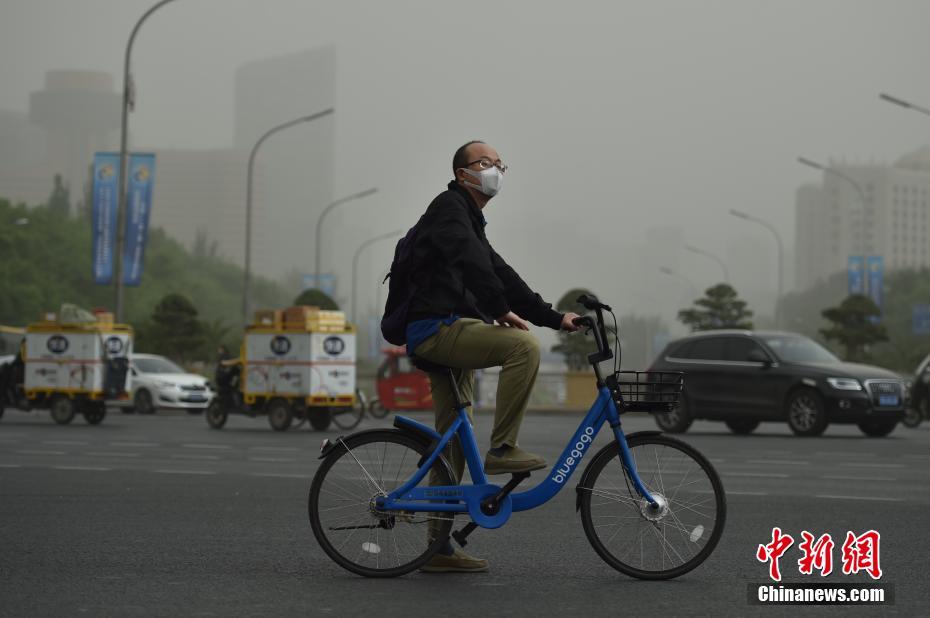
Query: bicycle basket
612 371 683 413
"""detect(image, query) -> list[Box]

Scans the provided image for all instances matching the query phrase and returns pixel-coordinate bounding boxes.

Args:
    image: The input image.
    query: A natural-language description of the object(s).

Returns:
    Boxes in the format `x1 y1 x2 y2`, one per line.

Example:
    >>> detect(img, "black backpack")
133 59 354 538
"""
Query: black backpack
380 216 425 345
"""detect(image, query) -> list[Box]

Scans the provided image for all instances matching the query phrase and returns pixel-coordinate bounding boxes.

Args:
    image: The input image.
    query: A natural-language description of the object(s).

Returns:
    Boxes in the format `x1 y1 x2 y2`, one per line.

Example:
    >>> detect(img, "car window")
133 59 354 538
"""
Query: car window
689 338 727 361
724 337 767 362
763 336 838 363
669 340 694 359
134 357 185 374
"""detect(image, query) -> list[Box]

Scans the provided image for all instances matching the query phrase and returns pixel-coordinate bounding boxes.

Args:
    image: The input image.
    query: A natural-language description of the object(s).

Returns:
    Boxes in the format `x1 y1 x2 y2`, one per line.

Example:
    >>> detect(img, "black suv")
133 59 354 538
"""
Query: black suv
648 330 906 437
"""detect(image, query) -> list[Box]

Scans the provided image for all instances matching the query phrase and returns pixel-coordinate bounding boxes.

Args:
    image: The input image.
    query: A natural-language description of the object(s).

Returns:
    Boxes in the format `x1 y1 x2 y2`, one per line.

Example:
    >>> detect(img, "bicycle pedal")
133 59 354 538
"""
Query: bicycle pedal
452 522 478 548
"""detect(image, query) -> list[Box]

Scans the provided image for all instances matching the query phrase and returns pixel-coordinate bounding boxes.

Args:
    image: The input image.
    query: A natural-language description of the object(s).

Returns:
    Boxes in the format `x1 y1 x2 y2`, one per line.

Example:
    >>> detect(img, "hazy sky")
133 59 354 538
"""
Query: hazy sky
3 0 930 341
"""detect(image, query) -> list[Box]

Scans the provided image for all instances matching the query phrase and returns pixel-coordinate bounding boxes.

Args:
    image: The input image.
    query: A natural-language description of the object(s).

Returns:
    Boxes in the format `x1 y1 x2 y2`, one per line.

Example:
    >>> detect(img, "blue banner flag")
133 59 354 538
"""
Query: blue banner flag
913 305 930 335
91 152 120 284
847 256 864 296
122 153 156 286
867 255 883 311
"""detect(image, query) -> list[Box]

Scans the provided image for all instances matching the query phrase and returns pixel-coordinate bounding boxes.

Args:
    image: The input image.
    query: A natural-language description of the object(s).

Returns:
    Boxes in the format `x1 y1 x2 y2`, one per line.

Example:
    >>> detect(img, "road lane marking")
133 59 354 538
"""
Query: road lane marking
820 475 896 482
815 451 876 458
838 462 905 469
170 454 221 461
181 444 231 450
110 441 160 448
249 446 299 452
815 495 903 502
84 452 141 458
249 457 297 463
726 491 769 496
725 472 790 478
15 449 66 456
0 463 22 468
43 440 89 446
250 472 311 479
154 469 217 475
746 460 810 465
53 466 110 471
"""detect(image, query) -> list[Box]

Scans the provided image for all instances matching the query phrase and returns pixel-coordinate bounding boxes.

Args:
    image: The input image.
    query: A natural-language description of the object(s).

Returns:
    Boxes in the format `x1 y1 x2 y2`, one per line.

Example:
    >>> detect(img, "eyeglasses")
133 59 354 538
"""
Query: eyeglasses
466 158 508 173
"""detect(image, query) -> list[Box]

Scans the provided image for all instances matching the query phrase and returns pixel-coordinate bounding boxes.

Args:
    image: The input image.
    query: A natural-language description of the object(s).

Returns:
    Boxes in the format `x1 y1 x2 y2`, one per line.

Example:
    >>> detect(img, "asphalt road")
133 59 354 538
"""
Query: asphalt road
1 408 929 617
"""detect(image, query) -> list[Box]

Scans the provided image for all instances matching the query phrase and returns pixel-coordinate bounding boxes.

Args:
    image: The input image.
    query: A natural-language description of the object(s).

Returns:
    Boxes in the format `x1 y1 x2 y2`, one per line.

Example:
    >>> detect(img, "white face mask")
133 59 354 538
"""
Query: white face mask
461 166 503 197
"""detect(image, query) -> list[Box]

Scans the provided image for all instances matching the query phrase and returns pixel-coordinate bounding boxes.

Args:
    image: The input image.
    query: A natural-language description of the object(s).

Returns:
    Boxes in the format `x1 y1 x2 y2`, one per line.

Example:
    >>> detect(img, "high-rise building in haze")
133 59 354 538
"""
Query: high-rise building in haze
234 46 336 283
0 70 119 209
29 70 120 204
794 146 930 291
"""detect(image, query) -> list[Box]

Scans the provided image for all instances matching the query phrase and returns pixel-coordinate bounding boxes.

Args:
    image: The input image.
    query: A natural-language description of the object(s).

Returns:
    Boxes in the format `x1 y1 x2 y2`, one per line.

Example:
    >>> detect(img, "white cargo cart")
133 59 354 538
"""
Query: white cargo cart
206 307 362 431
8 315 133 425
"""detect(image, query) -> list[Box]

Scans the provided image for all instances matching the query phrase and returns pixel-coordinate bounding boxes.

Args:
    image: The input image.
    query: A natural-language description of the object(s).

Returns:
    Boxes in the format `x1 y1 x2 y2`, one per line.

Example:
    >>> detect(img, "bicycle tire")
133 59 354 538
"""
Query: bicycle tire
578 433 726 580
368 398 390 419
309 429 455 577
331 404 363 431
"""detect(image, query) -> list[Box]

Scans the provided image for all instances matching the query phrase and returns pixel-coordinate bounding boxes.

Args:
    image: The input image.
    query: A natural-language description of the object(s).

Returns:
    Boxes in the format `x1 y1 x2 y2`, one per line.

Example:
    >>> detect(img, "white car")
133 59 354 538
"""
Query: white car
119 353 213 414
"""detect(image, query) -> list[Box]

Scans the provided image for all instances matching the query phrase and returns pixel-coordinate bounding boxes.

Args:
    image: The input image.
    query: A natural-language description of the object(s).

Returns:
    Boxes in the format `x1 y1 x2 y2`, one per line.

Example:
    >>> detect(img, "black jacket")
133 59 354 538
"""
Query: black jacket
407 181 564 331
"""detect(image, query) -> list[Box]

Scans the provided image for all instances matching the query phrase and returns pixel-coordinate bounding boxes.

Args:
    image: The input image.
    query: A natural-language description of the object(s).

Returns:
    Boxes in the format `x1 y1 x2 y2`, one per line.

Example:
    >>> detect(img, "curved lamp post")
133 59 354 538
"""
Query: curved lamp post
114 0 180 321
684 244 729 283
659 266 698 299
879 92 930 118
351 230 403 325
241 108 334 322
729 209 784 327
314 187 378 284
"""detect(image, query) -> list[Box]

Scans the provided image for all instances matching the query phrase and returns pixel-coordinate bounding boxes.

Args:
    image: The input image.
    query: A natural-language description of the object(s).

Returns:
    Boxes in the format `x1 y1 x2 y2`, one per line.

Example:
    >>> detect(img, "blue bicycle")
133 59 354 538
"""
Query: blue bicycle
308 295 726 579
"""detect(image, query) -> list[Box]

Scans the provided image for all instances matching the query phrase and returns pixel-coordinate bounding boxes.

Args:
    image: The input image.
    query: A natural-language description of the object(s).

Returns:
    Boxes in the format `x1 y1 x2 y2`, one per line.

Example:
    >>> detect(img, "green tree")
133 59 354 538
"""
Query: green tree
294 288 339 310
551 288 612 371
819 294 888 362
678 283 754 331
48 174 70 218
138 293 207 363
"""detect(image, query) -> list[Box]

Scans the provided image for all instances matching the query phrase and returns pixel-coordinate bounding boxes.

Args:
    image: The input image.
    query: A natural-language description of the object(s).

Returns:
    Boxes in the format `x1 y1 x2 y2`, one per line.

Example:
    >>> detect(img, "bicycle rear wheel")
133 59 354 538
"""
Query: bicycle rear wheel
308 429 455 577
578 433 726 579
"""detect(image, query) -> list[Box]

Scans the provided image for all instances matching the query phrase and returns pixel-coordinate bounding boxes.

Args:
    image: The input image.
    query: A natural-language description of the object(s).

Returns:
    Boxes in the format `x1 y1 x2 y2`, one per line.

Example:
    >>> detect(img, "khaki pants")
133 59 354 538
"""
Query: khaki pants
415 318 541 484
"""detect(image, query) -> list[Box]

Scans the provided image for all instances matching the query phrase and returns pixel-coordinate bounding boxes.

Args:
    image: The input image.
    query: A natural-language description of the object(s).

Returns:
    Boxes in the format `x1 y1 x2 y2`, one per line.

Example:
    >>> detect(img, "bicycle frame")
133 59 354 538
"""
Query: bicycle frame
377 384 658 528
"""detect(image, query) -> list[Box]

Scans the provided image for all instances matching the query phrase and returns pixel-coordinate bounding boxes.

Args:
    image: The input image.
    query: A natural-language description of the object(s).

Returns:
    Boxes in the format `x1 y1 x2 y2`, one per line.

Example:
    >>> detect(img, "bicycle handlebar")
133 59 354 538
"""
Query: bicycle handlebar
572 295 614 365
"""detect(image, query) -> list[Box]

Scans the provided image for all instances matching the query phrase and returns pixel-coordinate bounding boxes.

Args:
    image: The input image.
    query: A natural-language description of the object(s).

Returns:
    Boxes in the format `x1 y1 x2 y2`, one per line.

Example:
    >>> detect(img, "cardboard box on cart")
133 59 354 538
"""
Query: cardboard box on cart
243 311 355 407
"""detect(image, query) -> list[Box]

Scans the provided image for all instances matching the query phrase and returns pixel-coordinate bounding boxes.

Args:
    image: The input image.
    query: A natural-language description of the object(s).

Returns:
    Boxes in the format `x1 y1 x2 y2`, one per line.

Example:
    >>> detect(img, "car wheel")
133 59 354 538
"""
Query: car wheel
725 419 759 435
902 406 922 428
308 408 332 431
857 419 898 437
206 400 227 429
654 396 693 433
49 394 75 425
134 389 155 415
785 389 828 437
267 399 293 431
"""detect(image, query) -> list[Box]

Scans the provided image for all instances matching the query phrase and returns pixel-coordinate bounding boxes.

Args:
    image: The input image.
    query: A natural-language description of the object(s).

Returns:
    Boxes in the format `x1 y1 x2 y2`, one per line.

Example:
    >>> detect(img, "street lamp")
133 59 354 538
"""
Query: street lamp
242 108 335 322
659 266 698 299
797 156 868 289
351 230 403 325
729 209 784 328
879 92 930 118
314 187 378 284
684 244 729 283
115 0 180 322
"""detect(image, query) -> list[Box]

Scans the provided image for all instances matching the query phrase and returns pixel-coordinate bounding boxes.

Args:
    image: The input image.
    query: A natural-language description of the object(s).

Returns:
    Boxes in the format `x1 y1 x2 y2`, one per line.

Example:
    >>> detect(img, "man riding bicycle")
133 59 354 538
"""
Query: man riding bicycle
404 140 580 571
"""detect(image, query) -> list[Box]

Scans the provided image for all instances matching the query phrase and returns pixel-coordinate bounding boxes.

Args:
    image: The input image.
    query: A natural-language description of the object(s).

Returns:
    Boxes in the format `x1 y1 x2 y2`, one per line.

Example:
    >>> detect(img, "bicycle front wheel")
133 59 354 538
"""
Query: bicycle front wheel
578 433 726 580
308 429 455 577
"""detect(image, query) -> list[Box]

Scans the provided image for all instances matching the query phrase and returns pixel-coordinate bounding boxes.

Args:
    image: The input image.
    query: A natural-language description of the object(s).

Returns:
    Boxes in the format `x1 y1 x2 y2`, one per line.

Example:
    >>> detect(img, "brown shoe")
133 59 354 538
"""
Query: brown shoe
484 446 547 475
420 548 489 573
